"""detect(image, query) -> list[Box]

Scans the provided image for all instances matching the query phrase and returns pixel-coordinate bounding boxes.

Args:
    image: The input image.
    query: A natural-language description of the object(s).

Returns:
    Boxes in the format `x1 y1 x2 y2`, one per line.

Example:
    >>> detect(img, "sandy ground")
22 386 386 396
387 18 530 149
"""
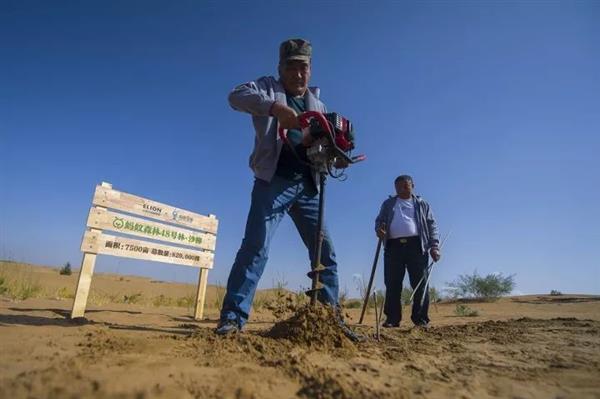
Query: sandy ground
0 261 599 399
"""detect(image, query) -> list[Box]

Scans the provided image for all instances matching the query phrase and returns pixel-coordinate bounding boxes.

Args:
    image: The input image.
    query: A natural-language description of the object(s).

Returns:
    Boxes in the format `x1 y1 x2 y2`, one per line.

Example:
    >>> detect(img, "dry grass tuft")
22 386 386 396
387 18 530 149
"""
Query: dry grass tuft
0 262 44 300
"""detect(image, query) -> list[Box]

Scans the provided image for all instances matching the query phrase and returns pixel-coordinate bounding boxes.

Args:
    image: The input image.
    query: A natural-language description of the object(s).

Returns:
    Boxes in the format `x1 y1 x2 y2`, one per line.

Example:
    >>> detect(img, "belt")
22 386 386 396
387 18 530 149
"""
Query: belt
389 236 418 244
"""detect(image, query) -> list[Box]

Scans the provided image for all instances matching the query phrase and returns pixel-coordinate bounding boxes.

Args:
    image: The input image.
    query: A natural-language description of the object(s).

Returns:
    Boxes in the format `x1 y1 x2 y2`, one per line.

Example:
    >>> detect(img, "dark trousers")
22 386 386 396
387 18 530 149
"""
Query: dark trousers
383 236 430 325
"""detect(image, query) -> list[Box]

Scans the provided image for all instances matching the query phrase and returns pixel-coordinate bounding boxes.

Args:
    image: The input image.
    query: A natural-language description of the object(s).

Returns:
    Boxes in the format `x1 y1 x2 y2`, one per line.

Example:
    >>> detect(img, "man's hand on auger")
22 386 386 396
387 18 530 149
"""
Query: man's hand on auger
376 226 386 240
271 102 300 130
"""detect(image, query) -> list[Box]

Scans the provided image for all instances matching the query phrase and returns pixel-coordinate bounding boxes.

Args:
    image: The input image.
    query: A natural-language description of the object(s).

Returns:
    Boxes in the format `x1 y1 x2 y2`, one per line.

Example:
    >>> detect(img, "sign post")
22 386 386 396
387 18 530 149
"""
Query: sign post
71 182 218 320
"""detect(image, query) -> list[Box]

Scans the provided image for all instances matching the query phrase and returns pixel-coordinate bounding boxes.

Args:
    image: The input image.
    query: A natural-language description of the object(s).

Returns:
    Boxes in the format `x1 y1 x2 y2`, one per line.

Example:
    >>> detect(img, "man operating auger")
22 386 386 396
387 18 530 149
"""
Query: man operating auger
215 38 360 341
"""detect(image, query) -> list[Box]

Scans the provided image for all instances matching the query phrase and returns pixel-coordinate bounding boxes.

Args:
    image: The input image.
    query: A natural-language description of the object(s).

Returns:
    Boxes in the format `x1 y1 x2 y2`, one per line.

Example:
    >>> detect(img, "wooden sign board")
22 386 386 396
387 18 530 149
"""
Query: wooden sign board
71 182 218 321
92 184 218 234
86 207 216 252
81 231 214 268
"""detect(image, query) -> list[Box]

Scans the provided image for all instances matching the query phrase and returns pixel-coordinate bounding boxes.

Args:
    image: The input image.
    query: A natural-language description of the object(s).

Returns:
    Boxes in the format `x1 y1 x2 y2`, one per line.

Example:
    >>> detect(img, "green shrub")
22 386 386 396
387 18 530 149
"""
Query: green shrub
152 294 174 307
292 289 308 306
369 289 385 307
122 292 143 304
176 295 195 309
399 286 440 305
55 286 74 300
0 277 6 295
0 269 42 300
13 280 42 300
272 272 288 295
343 299 362 309
454 304 479 317
213 282 225 310
448 271 515 300
59 262 72 276
429 286 441 303
338 285 349 304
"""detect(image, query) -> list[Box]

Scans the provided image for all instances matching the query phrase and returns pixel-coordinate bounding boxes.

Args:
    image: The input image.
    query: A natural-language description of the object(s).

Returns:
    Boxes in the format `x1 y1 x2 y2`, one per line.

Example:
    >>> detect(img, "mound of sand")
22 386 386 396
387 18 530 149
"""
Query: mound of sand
266 304 356 351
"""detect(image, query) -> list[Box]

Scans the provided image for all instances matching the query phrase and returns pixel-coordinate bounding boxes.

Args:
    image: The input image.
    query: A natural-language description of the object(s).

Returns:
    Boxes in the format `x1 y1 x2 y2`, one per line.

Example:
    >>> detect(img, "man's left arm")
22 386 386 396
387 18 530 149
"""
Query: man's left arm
425 203 441 261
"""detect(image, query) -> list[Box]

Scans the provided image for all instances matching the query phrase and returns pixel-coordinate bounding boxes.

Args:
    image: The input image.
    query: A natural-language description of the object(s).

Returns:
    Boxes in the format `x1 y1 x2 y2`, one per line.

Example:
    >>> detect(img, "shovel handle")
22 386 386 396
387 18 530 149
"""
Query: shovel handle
358 235 384 324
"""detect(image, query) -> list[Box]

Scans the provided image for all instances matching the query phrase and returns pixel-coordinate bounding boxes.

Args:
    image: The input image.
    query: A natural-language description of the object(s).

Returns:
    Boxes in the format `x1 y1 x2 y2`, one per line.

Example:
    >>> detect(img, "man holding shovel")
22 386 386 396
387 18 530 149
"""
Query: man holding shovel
375 175 440 328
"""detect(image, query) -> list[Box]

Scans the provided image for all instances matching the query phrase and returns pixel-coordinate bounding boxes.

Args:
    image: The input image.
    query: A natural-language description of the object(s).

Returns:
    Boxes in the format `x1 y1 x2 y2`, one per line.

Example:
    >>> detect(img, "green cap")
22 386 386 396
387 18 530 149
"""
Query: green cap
279 38 312 64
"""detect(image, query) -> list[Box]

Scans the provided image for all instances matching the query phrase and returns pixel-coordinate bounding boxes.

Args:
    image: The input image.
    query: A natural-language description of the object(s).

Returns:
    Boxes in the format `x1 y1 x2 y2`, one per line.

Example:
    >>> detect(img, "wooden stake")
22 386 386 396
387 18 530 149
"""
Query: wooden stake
70 252 97 319
373 290 380 341
194 268 209 320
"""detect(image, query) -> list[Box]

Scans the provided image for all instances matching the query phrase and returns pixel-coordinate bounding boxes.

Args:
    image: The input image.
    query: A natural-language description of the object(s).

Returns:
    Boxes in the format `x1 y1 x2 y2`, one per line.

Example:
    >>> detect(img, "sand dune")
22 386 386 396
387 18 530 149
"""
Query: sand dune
1 261 599 398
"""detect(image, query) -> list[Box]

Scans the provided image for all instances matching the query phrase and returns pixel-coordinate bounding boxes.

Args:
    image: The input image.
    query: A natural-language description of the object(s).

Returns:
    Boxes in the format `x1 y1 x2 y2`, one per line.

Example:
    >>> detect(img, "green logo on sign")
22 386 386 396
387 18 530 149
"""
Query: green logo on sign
113 217 124 229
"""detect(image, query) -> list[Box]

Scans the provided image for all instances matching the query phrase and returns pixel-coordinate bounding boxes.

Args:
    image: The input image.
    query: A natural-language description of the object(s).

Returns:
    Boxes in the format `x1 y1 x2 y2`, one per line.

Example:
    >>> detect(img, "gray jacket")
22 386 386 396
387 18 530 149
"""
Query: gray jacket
228 75 327 183
375 195 440 253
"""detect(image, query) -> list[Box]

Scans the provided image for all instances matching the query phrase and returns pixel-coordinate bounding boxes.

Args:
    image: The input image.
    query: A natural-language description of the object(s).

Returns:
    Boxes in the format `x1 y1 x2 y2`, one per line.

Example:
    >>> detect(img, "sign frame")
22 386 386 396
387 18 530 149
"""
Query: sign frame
71 182 218 321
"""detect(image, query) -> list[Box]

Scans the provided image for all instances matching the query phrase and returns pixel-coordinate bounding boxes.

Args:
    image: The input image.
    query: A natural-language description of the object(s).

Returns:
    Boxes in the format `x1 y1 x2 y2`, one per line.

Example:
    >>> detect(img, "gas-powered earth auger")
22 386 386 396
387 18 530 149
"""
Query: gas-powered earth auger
279 111 365 307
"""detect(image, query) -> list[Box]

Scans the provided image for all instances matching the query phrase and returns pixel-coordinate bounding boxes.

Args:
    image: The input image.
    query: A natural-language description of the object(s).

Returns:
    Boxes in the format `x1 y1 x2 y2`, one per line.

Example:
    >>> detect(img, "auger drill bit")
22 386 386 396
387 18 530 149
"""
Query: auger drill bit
306 172 327 306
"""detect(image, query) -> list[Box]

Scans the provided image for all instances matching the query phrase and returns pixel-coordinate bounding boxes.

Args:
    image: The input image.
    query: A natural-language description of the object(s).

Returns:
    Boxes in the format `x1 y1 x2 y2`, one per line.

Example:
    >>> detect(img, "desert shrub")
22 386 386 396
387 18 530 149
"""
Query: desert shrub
429 286 441 303
292 289 309 306
343 299 362 309
272 272 288 294
399 286 440 305
59 262 72 276
55 286 74 300
454 304 479 317
213 282 225 309
176 295 195 310
448 271 515 300
351 275 383 312
0 268 43 300
87 289 116 306
15 283 41 300
550 289 562 296
369 289 385 307
122 292 143 304
152 294 174 307
338 285 349 304
353 274 368 303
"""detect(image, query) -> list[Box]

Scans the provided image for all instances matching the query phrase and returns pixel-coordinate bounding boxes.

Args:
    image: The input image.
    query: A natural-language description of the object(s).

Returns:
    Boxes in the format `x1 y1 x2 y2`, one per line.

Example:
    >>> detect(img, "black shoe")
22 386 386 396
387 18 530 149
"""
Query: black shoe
413 322 430 330
215 319 240 336
382 321 400 328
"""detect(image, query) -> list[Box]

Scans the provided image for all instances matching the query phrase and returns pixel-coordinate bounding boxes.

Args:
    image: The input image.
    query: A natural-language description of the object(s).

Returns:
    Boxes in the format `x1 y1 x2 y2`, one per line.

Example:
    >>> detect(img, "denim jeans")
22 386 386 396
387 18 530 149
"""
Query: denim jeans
220 175 339 326
383 236 430 325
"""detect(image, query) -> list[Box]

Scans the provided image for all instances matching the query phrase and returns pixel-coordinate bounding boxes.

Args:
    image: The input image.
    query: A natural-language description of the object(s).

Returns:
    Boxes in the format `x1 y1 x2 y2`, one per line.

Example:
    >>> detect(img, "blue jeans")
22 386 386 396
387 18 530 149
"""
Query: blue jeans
220 175 339 326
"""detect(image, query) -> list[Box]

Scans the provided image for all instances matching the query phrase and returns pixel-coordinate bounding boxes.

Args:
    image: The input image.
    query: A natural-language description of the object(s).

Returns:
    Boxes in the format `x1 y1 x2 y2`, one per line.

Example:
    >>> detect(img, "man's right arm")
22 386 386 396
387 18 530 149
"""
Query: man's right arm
375 201 387 239
228 77 276 116
228 77 300 129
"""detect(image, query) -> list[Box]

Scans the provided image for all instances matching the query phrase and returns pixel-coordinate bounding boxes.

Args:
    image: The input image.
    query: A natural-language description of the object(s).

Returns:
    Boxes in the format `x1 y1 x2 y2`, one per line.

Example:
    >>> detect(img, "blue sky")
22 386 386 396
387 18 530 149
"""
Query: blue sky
1 0 598 297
